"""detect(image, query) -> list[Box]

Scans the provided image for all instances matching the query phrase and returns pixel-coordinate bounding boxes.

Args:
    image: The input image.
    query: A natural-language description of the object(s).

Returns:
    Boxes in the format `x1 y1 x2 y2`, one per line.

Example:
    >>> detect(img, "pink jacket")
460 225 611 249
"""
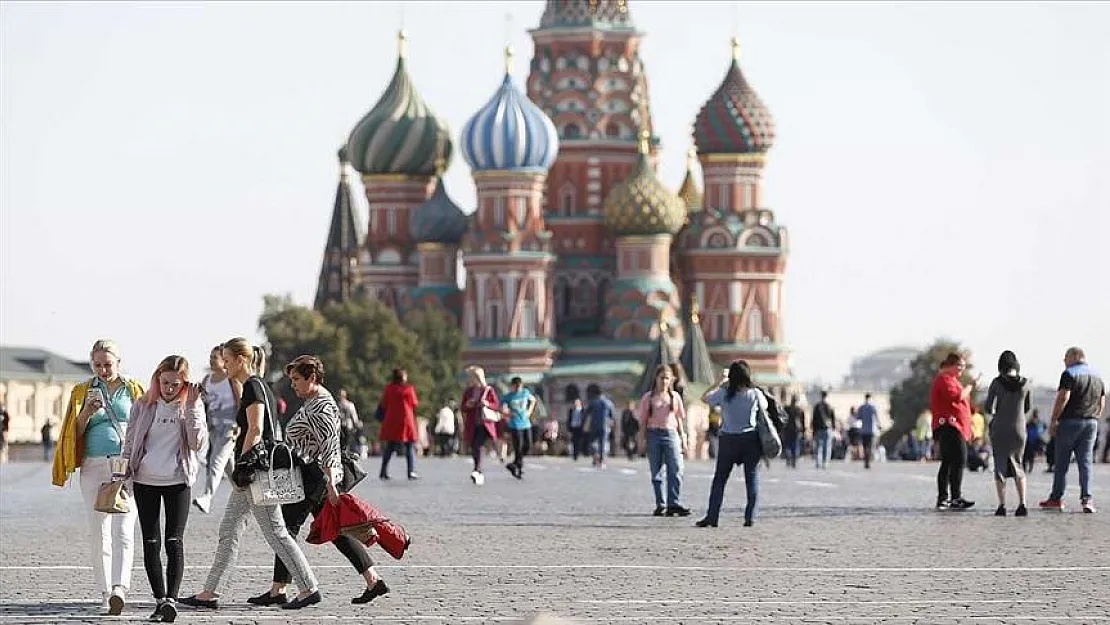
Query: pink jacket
122 389 207 487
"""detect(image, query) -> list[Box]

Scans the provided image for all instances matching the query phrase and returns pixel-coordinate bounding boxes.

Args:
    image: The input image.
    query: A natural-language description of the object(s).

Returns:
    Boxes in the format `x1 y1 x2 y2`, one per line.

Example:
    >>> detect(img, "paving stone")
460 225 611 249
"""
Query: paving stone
0 457 1107 623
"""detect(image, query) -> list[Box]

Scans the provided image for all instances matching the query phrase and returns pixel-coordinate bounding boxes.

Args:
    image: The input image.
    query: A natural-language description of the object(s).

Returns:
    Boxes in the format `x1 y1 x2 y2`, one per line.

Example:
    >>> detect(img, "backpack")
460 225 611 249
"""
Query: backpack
758 388 787 433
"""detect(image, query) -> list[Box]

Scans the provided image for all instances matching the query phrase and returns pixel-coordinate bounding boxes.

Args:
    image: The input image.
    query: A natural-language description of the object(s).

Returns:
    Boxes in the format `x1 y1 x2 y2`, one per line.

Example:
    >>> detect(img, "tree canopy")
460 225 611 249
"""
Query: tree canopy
880 338 978 449
258 295 466 434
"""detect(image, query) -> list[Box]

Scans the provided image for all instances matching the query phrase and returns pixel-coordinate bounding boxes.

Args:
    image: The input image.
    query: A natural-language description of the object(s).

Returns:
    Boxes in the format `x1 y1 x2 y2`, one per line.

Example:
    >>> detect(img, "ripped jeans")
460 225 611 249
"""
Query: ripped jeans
132 483 191 600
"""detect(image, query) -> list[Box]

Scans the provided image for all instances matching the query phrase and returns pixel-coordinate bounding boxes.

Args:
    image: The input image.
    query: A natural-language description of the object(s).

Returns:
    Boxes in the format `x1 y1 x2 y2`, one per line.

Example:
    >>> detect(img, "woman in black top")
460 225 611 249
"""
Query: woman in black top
180 339 320 611
248 355 388 607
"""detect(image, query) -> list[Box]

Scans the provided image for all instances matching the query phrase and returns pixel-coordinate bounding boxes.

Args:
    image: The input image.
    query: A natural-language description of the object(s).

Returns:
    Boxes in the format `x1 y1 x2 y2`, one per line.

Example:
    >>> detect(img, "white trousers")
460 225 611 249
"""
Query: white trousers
78 457 137 597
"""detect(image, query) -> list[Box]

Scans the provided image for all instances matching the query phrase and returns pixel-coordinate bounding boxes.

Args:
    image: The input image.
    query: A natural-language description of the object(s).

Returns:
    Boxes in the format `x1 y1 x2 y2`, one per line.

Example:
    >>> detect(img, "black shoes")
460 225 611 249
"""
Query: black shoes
949 498 975 510
379 474 391 481
652 507 665 517
694 518 717 528
281 590 322 610
1015 504 1029 517
178 595 218 610
995 505 1006 517
743 519 754 527
352 579 390 605
665 505 691 517
936 498 950 510
158 600 177 623
247 590 288 606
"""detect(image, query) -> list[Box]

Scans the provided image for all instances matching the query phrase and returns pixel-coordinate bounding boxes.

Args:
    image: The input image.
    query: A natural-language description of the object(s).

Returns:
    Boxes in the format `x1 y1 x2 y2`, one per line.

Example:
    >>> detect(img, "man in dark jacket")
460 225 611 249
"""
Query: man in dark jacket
811 391 836 469
783 395 805 468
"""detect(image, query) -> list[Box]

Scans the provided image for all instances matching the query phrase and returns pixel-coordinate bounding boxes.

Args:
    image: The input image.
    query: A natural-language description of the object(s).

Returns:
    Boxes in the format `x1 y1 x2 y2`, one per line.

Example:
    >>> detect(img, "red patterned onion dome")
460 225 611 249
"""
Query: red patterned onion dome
693 37 775 155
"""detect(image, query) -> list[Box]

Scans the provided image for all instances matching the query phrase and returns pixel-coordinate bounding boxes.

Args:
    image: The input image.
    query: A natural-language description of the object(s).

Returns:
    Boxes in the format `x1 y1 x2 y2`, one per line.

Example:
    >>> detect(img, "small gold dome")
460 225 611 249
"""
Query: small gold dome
602 132 687 236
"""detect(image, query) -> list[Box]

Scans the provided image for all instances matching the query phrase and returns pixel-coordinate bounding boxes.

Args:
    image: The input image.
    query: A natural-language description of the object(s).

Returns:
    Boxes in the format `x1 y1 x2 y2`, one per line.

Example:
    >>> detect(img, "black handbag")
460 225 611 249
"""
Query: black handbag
230 378 289 488
339 452 367 493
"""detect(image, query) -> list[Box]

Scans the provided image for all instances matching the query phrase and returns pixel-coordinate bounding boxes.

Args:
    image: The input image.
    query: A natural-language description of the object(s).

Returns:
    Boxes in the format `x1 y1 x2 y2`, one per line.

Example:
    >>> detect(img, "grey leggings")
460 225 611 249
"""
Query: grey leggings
202 487 317 594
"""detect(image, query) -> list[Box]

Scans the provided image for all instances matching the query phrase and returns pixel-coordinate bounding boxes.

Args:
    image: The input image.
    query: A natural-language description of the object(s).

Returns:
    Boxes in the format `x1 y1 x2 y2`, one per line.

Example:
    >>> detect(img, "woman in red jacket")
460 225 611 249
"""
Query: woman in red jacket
378 369 419 481
930 352 976 510
461 365 500 486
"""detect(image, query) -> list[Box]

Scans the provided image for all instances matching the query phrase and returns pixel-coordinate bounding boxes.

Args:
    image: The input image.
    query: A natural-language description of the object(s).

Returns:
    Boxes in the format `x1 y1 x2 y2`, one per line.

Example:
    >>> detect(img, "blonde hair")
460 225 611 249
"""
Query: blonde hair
89 339 122 371
223 337 267 376
466 365 487 387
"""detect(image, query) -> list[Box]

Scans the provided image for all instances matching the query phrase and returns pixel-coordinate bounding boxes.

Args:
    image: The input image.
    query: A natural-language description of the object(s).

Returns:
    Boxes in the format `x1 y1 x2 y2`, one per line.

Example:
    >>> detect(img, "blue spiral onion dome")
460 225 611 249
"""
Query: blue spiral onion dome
461 51 559 173
602 134 687 236
693 37 775 155
347 32 453 176
410 176 469 245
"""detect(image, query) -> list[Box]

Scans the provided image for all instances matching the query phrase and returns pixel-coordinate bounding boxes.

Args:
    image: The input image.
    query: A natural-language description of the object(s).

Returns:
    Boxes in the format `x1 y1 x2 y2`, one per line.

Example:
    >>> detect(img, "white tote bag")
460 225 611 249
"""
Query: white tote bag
481 385 502 423
250 442 305 506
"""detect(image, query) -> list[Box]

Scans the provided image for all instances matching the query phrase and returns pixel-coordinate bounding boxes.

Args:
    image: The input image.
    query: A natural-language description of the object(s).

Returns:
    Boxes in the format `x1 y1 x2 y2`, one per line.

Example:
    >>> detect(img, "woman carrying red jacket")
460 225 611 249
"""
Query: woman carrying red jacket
378 369 419 481
930 352 976 510
461 365 500 486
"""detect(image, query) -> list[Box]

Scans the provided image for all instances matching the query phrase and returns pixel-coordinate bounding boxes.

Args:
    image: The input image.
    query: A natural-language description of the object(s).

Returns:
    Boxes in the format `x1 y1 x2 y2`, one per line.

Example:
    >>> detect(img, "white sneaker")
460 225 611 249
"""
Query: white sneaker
108 586 125 615
470 471 485 486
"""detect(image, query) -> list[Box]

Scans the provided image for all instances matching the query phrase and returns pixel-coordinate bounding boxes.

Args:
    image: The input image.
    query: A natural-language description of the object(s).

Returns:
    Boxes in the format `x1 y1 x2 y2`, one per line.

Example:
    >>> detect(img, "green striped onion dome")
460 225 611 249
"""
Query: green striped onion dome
347 33 453 176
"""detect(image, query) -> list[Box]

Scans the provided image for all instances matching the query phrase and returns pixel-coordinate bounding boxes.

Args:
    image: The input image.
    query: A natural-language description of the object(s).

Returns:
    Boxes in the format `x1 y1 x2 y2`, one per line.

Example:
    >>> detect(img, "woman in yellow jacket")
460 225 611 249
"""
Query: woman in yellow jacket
52 339 145 615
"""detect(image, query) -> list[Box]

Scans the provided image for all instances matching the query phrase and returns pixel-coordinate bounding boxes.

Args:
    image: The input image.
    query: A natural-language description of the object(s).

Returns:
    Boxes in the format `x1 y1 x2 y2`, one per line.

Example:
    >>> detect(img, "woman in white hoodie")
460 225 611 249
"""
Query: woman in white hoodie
122 356 207 623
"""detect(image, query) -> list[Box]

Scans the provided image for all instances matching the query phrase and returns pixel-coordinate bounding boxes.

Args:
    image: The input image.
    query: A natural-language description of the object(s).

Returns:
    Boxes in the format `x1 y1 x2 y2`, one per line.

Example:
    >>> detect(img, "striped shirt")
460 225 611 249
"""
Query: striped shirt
285 388 343 470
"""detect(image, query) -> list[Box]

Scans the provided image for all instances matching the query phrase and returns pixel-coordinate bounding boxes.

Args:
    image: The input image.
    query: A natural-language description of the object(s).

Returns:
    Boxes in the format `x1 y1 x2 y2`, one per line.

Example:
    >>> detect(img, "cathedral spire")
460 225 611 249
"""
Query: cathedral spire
315 146 362 310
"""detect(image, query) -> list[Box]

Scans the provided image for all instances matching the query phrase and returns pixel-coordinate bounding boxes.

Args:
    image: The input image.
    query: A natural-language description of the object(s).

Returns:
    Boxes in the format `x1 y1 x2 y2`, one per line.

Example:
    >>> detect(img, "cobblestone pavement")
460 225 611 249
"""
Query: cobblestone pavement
2 456 1108 624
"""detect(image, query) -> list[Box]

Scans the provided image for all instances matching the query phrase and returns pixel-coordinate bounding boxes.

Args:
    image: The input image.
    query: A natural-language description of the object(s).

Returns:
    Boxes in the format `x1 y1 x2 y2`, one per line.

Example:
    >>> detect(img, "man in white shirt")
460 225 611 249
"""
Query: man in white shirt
434 400 459 457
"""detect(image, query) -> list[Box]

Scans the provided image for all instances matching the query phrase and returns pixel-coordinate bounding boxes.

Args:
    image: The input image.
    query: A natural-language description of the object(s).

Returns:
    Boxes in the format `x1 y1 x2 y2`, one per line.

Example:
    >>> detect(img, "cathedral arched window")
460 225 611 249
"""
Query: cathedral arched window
563 123 582 139
746 233 769 247
520 301 537 339
571 277 595 318
605 123 620 138
597 278 611 316
748 306 764 342
707 232 729 249
559 182 576 215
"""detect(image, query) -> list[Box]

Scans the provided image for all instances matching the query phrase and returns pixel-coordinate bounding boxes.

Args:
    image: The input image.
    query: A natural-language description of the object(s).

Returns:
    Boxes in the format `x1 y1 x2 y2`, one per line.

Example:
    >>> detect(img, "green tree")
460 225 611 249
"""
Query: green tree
257 295 467 438
403 303 466 410
880 338 978 450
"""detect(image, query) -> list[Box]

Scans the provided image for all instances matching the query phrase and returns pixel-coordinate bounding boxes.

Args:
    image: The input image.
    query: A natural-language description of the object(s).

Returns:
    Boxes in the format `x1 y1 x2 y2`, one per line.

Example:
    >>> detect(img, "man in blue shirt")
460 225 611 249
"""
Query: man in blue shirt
856 393 881 469
500 377 536 479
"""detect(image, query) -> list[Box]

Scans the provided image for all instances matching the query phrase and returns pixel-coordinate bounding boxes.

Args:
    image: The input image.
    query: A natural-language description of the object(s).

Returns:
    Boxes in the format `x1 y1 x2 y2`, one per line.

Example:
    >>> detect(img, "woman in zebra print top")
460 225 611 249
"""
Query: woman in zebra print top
247 355 390 608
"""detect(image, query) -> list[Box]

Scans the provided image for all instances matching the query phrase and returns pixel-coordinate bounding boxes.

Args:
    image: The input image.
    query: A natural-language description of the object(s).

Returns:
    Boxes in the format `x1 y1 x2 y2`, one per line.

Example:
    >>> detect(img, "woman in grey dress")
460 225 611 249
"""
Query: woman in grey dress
984 350 1031 517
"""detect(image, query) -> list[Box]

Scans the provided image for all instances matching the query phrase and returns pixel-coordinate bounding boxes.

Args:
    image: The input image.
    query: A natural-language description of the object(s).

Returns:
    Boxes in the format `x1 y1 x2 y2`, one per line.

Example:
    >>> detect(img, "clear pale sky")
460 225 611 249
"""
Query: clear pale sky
2 1 1107 389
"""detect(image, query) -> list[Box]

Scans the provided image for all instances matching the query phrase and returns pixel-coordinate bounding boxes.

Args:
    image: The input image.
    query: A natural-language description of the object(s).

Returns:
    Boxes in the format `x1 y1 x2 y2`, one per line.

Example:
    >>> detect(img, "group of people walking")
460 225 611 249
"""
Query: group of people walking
53 339 391 621
53 336 1104 618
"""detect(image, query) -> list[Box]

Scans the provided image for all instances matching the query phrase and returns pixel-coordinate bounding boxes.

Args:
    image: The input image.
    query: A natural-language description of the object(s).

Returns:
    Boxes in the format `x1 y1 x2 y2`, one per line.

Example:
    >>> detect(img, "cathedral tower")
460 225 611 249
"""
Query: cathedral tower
527 0 656 338
459 46 561 375
314 146 361 310
346 31 452 313
679 37 791 392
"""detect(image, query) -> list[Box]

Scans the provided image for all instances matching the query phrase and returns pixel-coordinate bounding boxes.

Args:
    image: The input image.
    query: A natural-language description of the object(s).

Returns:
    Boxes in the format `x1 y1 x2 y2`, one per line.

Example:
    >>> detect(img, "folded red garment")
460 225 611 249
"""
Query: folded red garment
308 493 411 560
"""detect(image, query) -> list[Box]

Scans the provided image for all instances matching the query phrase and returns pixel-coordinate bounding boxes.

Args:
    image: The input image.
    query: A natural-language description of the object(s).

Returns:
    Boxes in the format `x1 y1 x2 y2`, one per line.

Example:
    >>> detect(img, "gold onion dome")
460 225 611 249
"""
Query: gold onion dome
677 147 703 212
602 132 687 236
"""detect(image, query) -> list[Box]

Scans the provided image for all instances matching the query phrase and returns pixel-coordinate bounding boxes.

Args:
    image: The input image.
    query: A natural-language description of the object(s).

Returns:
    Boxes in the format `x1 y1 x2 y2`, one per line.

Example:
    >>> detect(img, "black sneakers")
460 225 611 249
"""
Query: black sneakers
995 505 1006 517
949 498 975 510
1014 504 1028 517
665 505 691 517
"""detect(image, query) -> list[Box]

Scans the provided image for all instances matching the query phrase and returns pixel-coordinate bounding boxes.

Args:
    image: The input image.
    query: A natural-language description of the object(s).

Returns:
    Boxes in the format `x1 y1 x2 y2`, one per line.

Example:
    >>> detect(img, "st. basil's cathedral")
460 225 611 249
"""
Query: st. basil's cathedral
316 0 794 404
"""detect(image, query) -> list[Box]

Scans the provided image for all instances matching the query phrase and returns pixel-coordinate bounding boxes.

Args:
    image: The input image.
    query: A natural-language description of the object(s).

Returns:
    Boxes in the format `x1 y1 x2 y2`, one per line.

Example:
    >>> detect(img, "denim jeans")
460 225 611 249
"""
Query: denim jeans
1050 418 1099 501
704 431 762 523
646 429 684 508
381 441 416 477
814 429 832 468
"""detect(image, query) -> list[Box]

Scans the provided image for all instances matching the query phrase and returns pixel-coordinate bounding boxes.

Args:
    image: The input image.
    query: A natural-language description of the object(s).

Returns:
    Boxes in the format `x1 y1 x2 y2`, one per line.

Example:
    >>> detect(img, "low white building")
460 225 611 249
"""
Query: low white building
0 346 90 443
